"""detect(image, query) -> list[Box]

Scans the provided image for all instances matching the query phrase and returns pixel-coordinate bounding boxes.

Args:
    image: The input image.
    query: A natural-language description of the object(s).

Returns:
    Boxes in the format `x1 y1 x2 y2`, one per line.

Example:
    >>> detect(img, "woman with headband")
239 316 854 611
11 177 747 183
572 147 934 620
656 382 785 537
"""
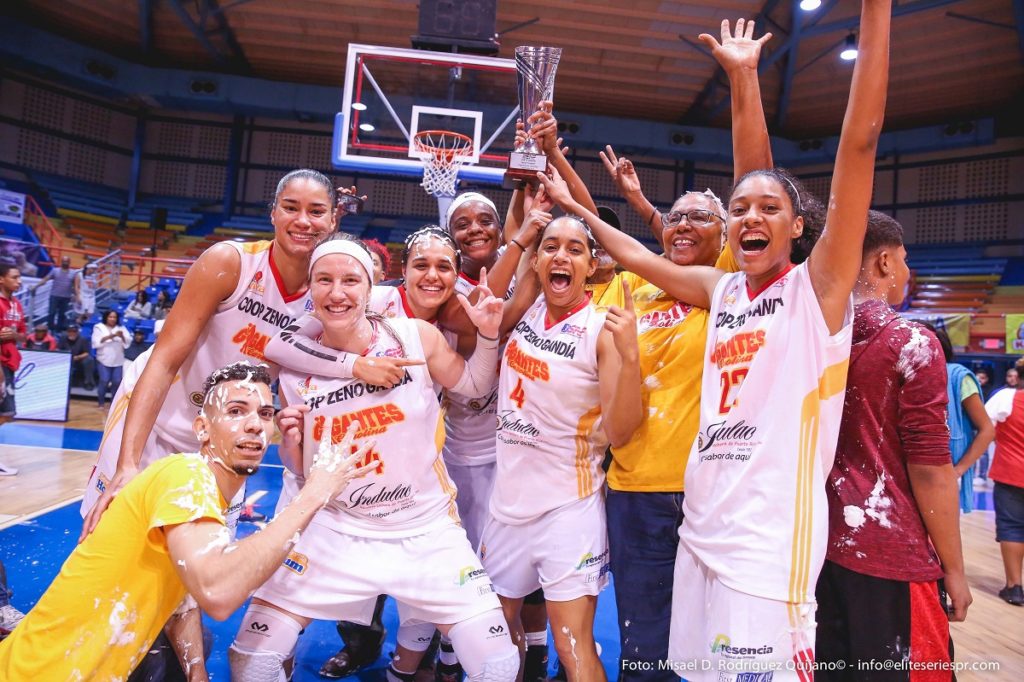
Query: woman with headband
229 235 521 682
540 1 890 676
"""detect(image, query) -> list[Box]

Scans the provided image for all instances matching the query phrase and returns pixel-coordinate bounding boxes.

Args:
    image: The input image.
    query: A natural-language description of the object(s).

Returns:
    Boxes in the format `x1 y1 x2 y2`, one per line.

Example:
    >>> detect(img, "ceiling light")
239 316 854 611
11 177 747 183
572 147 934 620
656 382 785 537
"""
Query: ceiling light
351 102 367 111
840 34 858 61
799 0 821 10
359 122 375 132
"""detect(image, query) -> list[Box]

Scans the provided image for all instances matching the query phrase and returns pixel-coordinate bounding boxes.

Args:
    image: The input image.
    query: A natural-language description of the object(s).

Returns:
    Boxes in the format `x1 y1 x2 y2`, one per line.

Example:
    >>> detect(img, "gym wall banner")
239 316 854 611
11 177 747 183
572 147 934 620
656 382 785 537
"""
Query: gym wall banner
1008 314 1024 355
0 189 26 224
14 350 72 421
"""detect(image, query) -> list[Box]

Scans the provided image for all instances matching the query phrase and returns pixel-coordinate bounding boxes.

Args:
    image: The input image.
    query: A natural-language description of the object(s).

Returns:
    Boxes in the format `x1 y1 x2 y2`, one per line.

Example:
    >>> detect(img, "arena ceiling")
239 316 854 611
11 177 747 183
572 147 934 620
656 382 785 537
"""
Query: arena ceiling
7 0 1024 137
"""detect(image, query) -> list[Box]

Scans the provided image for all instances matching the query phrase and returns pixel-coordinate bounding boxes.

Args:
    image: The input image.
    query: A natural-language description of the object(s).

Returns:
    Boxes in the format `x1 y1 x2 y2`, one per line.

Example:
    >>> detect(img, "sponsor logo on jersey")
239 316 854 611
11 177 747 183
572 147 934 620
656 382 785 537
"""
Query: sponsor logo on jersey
467 389 498 414
189 391 205 407
496 410 541 437
709 633 773 658
312 404 406 440
637 302 691 334
716 297 784 330
283 551 308 575
236 296 297 329
304 372 413 409
96 472 111 493
696 419 760 463
233 323 271 362
559 323 586 339
504 340 550 381
304 299 314 312
296 376 319 397
454 565 488 586
709 330 767 369
247 271 265 296
513 320 578 359
346 481 412 510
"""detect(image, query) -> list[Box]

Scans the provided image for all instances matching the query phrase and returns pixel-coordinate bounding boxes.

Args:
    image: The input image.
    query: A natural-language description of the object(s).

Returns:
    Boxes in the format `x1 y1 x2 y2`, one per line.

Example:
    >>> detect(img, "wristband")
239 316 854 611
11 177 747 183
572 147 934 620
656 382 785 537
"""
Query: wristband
510 238 526 251
477 331 499 344
647 208 658 225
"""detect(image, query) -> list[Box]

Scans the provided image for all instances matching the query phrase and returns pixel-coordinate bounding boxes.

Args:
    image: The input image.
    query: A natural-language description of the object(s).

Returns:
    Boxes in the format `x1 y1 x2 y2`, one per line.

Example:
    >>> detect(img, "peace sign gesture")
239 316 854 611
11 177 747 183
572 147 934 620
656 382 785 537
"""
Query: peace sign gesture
699 18 772 73
457 267 503 341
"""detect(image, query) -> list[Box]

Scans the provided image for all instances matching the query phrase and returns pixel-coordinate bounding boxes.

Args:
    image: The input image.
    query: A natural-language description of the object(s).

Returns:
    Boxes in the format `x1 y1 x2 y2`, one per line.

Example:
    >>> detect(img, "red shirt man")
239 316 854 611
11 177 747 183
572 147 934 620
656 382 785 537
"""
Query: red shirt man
0 264 27 476
816 212 969 679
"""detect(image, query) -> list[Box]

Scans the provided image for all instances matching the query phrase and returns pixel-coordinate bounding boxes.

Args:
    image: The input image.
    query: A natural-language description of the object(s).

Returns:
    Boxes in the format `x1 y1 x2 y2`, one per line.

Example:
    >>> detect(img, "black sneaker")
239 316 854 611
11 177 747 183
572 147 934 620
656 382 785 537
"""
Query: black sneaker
998 584 1024 606
320 633 385 678
524 644 549 681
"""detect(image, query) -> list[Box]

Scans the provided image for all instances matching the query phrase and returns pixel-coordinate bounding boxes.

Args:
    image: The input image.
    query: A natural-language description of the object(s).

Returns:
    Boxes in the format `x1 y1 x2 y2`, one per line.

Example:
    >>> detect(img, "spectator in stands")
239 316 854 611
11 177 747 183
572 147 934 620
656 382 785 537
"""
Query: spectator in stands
0 263 27 476
11 251 36 279
58 324 95 391
931 327 995 513
123 290 152 320
91 310 130 409
151 290 173 321
362 238 391 284
30 256 76 332
74 262 97 325
986 375 1024 606
976 368 994 401
124 329 150 363
22 323 57 351
1005 368 1020 392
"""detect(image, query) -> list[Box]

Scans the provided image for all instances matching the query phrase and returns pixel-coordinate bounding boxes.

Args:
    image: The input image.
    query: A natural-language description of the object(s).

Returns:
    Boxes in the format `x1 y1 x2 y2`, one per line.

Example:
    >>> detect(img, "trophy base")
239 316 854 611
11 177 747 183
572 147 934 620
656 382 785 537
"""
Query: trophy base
505 151 549 187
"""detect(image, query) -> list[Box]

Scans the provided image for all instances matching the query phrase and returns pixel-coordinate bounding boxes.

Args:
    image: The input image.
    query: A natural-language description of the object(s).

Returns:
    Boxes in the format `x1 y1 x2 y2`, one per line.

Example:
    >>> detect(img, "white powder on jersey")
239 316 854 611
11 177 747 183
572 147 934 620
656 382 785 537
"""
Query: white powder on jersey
894 323 935 382
863 473 893 528
107 593 137 647
843 505 866 529
644 375 661 390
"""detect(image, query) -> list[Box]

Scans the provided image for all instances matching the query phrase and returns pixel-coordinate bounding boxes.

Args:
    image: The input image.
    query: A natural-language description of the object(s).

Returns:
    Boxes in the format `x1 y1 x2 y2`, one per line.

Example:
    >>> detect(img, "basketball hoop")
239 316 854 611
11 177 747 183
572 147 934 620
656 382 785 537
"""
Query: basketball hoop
413 130 474 198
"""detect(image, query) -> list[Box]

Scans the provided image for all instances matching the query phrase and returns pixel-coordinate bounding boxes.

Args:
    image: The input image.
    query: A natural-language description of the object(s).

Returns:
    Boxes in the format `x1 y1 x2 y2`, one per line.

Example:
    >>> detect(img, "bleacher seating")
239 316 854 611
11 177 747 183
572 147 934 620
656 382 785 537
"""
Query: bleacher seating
906 246 1006 314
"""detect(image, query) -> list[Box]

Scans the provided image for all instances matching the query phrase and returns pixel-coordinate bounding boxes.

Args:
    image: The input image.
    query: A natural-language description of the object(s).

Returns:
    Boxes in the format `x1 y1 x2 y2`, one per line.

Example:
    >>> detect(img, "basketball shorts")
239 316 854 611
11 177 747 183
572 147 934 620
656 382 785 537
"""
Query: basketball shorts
667 541 816 681
446 460 495 552
254 518 500 626
480 491 609 602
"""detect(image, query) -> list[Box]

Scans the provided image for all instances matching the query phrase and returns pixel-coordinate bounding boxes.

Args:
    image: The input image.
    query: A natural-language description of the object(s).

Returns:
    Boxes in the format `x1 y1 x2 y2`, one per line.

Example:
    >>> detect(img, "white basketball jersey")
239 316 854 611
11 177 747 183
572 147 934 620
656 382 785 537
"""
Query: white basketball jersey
279 317 459 538
490 295 607 525
135 241 312 452
680 262 852 603
441 275 501 466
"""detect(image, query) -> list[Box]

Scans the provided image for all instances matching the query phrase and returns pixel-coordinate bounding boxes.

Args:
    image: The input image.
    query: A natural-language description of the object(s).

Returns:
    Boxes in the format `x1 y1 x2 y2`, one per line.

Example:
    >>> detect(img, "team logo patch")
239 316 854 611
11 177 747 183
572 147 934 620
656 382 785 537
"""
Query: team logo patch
189 391 205 407
304 299 315 312
248 271 266 296
283 551 308 575
296 376 319 397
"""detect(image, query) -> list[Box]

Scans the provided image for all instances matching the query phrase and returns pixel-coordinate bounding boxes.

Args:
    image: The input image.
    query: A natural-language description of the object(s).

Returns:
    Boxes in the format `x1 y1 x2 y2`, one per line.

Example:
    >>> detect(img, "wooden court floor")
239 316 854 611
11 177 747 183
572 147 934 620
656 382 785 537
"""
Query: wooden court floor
0 400 1021 678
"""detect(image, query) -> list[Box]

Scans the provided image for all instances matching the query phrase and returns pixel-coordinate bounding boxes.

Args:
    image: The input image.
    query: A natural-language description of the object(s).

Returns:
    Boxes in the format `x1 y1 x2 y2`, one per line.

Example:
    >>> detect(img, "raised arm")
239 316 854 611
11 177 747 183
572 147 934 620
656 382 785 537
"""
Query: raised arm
536 171 722 309
699 18 773 180
807 0 891 333
597 280 643 447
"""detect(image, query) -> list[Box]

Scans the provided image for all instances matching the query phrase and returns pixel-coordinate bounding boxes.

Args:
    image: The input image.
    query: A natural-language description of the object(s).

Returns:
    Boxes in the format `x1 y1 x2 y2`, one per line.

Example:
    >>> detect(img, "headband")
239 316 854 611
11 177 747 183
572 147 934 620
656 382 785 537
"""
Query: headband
780 175 803 214
309 239 374 281
444 192 499 230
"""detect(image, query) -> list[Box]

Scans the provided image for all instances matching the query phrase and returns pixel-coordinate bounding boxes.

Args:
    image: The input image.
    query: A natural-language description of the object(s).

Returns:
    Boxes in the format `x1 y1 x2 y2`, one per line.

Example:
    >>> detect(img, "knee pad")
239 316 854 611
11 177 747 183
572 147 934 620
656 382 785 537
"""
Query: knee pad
396 621 436 652
447 609 519 682
228 604 302 682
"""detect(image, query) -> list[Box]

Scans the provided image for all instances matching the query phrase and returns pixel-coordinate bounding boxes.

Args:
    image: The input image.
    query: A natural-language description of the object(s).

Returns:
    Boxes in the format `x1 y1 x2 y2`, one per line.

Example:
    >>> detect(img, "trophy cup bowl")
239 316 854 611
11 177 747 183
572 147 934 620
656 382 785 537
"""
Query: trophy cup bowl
506 46 562 186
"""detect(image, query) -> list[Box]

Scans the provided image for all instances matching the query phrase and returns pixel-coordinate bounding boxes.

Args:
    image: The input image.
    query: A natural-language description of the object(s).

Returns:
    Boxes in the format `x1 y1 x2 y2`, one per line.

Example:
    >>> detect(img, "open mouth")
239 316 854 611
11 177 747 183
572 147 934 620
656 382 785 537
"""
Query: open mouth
549 270 572 293
463 236 491 252
740 233 770 254
235 442 264 454
672 236 697 250
323 302 355 315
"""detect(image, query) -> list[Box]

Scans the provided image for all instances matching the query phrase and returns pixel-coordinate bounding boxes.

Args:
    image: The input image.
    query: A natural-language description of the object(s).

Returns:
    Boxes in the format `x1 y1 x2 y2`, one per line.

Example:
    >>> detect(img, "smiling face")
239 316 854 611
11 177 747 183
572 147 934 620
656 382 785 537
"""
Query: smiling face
534 217 596 309
727 174 803 283
104 310 118 326
194 380 275 476
448 201 501 267
310 253 372 331
271 177 337 259
403 236 458 316
662 194 725 267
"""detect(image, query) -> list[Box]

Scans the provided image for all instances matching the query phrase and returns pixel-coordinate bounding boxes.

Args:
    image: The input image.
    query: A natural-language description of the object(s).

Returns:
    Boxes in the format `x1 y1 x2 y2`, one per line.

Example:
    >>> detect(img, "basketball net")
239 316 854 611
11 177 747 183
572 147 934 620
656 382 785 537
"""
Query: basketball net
413 130 473 223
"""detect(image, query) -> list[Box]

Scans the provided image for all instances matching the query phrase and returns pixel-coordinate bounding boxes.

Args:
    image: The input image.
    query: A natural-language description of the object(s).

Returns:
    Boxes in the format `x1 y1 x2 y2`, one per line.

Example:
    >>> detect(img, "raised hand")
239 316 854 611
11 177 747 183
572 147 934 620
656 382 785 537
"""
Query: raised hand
535 170 574 210
598 145 643 198
457 267 503 340
698 18 772 73
603 279 639 361
353 356 425 388
527 101 558 154
306 420 378 502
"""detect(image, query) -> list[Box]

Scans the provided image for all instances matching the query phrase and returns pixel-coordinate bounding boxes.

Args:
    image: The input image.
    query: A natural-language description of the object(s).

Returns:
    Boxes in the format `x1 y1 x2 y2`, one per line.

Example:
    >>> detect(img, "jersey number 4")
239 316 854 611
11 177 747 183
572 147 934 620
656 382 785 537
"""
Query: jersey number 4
509 377 526 409
718 368 749 415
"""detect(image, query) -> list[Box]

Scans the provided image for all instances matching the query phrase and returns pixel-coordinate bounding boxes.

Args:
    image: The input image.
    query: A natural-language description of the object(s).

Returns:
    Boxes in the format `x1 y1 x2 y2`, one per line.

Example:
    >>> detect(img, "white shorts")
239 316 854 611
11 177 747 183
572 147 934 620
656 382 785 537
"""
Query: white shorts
480 491 609 602
254 519 501 626
446 460 495 551
81 369 243 530
667 541 816 681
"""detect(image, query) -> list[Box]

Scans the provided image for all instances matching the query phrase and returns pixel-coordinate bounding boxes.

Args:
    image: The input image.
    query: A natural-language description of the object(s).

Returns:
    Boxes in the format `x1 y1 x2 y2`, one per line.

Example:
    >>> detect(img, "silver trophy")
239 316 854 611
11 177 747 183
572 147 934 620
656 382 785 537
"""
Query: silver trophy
507 46 562 184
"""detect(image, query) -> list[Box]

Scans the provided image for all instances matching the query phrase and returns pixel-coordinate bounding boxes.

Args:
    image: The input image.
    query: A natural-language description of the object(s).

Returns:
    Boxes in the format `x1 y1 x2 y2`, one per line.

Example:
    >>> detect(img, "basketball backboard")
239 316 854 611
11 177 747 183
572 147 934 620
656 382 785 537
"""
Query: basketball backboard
332 44 519 186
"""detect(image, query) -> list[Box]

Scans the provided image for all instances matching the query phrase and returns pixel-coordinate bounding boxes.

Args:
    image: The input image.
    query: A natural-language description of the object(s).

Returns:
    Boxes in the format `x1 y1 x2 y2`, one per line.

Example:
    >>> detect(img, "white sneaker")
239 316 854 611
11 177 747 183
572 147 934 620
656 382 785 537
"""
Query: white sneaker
0 604 25 630
0 462 17 477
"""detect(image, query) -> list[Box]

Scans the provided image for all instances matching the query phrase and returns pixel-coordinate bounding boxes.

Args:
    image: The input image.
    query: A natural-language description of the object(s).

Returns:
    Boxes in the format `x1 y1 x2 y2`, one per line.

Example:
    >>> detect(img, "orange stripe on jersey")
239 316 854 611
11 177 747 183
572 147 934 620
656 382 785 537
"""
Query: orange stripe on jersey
432 454 461 523
94 391 133 465
434 407 447 454
789 359 850 604
240 240 273 255
574 406 602 499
